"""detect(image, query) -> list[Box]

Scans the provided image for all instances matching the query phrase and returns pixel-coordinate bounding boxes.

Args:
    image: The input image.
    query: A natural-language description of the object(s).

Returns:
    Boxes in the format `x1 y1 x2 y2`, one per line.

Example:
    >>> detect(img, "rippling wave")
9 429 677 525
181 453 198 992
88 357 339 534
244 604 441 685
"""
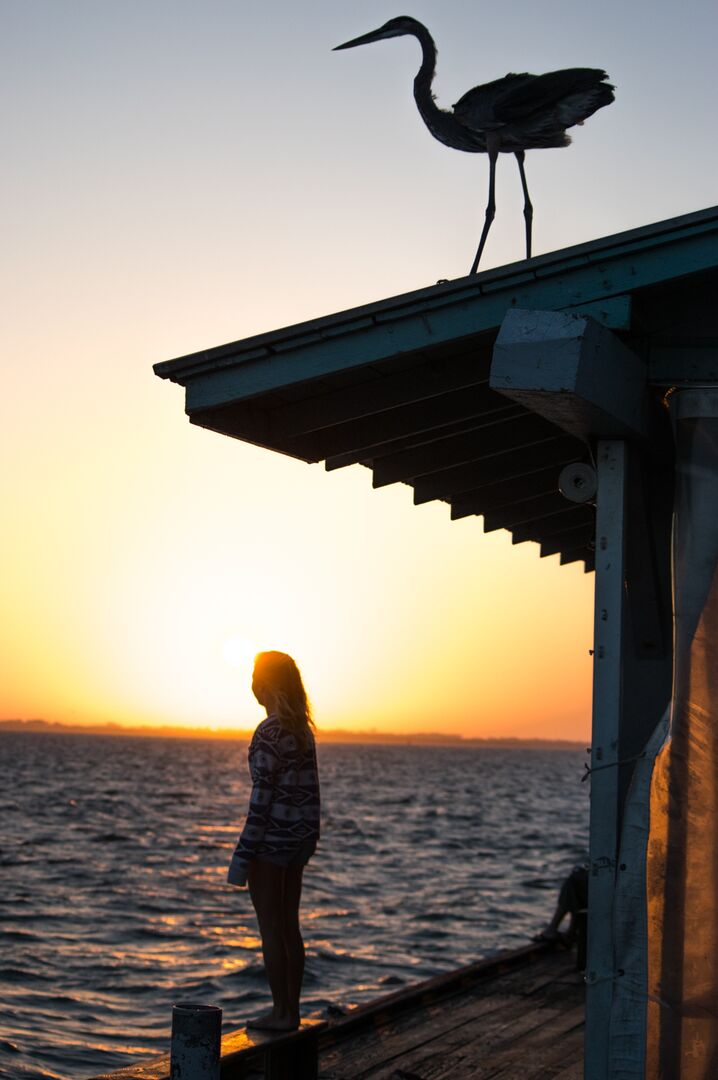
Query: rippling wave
0 732 588 1078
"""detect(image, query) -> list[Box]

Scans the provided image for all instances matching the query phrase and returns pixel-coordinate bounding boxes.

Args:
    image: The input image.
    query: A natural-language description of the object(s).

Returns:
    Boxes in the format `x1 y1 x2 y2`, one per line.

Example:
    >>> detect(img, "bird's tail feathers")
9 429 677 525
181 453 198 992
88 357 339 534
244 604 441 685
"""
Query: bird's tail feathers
557 84 614 130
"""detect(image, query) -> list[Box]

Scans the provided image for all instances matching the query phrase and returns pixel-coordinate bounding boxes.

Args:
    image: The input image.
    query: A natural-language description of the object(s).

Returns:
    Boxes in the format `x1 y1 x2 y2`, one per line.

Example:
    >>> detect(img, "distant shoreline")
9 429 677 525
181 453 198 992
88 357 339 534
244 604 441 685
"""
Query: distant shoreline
0 718 585 750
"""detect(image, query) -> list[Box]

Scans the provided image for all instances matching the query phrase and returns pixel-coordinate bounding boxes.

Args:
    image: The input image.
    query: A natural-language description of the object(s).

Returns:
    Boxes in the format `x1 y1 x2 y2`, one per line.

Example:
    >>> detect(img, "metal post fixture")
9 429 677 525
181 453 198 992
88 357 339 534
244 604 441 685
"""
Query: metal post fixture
170 1002 222 1080
585 440 628 1080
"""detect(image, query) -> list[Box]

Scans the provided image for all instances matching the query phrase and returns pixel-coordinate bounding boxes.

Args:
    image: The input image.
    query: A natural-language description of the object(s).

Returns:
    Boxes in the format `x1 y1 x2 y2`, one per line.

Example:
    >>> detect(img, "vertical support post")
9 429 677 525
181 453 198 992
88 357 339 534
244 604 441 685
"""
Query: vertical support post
585 440 627 1080
170 1002 222 1080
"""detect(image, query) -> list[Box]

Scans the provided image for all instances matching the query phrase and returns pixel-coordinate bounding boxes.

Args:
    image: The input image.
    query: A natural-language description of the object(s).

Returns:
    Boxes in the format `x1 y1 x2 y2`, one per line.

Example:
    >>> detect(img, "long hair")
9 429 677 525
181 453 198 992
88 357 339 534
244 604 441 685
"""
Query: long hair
253 651 315 746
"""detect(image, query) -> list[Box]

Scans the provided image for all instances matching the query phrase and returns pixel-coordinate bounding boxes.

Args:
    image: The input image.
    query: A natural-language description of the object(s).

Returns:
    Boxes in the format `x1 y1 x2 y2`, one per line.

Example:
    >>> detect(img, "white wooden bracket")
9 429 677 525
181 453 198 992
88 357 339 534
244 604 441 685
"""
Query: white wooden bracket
490 308 661 445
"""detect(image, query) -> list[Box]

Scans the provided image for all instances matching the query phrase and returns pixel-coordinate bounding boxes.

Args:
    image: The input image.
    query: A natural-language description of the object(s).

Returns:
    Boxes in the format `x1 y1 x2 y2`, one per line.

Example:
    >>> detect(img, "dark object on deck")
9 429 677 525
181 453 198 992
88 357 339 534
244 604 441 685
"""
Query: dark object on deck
535 864 589 971
557 865 588 973
334 16 614 272
170 1002 221 1079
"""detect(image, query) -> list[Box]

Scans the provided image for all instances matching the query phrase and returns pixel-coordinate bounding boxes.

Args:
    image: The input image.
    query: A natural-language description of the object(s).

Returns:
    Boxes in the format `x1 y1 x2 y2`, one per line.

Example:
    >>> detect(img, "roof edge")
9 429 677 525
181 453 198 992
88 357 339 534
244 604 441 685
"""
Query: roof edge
154 204 718 384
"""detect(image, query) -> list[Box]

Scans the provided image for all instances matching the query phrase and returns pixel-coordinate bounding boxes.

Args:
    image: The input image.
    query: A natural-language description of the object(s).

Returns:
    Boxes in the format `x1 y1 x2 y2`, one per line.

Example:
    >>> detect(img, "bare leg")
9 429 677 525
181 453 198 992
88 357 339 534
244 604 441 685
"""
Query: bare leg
247 860 299 1030
535 867 587 943
283 864 305 1018
470 146 499 274
540 897 570 940
515 150 533 259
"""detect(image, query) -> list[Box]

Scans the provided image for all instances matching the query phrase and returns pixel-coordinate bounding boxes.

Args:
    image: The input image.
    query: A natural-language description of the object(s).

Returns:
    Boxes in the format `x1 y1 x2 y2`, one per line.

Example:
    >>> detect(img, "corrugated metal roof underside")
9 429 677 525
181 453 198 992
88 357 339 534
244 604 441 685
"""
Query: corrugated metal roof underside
155 206 718 576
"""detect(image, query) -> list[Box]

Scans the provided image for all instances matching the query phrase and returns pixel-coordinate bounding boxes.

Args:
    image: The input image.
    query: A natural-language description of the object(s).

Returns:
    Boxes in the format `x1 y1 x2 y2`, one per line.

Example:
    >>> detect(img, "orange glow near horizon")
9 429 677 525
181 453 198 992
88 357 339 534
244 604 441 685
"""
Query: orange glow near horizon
0 413 594 739
0 283 595 741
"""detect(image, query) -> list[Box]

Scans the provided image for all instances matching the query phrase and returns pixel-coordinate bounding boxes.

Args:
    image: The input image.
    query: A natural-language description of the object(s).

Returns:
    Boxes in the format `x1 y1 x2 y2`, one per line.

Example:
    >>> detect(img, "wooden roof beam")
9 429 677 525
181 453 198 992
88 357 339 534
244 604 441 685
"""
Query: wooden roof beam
449 463 578 520
371 411 559 488
286 384 511 462
506 504 594 543
412 435 581 505
268 349 491 439
540 525 595 558
511 508 594 545
509 514 591 548
325 409 521 472
560 547 595 571
482 491 584 533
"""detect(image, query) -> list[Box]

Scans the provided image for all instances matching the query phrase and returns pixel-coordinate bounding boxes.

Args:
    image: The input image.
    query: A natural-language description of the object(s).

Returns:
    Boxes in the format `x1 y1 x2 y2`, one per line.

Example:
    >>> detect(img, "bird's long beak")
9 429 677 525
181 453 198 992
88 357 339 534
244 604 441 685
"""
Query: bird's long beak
333 27 387 51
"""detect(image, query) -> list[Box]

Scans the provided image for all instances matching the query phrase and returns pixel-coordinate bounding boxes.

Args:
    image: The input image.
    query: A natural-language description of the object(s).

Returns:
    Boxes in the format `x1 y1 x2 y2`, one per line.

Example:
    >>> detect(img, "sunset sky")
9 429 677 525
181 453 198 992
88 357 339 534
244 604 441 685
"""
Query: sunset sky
2 0 716 739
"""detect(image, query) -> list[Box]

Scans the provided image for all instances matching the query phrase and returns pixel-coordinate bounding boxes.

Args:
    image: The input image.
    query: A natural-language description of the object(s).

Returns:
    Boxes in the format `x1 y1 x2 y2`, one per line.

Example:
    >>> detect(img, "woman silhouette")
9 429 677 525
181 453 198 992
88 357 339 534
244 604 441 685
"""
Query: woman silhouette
227 652 320 1031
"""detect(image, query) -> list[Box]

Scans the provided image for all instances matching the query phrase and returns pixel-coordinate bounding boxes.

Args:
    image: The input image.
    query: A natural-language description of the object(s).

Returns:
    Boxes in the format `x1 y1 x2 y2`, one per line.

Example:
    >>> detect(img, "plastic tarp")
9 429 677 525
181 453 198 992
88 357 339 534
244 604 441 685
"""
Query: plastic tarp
610 391 718 1078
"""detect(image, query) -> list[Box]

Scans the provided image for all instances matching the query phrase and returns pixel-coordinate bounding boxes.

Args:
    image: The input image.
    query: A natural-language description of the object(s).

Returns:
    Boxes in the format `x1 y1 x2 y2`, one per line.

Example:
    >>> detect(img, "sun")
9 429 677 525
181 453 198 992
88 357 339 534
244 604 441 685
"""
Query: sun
221 634 256 672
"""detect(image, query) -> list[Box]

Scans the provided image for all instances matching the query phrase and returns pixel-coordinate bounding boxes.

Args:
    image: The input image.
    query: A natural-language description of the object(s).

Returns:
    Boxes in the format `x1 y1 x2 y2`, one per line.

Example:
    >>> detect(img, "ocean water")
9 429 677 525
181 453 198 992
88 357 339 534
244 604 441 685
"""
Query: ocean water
0 732 588 1080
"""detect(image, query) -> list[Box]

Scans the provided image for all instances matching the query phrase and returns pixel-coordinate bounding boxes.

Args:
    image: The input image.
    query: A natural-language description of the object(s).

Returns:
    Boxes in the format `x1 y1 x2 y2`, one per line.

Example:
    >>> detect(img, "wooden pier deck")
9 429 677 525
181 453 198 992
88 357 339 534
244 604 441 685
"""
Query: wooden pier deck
93 942 583 1080
317 942 584 1080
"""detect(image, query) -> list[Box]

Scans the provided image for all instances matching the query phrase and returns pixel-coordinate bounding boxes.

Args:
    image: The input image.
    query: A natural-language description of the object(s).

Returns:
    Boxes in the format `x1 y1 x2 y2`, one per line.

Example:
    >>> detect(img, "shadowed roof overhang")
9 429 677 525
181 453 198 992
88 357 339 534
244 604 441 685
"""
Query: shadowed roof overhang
154 206 718 574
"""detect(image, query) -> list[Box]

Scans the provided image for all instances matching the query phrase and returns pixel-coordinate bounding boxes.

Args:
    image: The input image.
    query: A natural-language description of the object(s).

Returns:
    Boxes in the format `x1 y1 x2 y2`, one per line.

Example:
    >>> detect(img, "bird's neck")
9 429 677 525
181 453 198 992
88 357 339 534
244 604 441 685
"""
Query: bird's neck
410 24 449 130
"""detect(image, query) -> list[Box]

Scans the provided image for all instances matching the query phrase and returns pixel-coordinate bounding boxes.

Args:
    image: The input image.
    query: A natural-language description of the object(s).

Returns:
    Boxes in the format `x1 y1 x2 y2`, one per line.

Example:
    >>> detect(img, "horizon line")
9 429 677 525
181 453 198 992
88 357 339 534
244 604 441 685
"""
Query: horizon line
0 717 586 748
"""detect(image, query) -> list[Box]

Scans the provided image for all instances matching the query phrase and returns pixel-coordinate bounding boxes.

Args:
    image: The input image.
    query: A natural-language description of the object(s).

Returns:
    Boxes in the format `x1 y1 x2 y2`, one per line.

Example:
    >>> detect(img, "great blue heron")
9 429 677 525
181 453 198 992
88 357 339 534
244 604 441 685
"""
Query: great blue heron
334 16 614 273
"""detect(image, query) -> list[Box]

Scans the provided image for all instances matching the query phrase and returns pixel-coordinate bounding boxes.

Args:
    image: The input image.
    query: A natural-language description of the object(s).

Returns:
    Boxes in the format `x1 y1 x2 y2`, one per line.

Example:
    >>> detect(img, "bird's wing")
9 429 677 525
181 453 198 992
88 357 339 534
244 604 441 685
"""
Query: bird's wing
454 69 613 132
494 68 613 122
453 73 531 131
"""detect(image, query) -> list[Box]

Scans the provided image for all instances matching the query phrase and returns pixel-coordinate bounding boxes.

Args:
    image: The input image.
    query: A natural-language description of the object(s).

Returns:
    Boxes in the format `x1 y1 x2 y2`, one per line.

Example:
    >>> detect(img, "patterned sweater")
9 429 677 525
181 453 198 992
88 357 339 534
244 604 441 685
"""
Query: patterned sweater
227 714 320 887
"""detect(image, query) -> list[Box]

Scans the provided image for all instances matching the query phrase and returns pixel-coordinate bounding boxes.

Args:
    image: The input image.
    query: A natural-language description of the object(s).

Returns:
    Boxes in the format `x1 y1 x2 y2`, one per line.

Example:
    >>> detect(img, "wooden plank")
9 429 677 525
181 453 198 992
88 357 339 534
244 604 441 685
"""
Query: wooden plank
495 1019 584 1080
449 466 569 520
368 999 583 1079
549 1058 584 1080
319 967 565 1075
481 492 578 533
356 987 584 1080
321 945 557 1047
538 532 594 563
510 508 593 545
560 546 594 570
483 493 586 534
372 412 559 488
412 437 580 505
565 294 631 329
538 526 595 558
285 385 511 461
463 1023 584 1080
321 986 553 1079
267 350 491 438
320 953 569 1067
321 955 581 1079
325 409 522 472
324 994 572 1079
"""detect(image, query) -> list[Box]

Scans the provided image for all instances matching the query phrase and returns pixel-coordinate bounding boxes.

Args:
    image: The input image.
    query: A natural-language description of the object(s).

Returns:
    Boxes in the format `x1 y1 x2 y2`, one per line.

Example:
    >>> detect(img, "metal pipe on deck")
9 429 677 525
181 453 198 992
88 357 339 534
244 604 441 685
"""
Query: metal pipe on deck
170 1003 222 1080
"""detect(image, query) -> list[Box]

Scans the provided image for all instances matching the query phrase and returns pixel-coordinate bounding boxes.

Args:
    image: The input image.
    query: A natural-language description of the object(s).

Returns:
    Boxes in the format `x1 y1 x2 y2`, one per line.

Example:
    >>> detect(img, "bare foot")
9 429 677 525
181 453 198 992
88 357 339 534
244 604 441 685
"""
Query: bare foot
246 1008 276 1029
533 928 562 943
247 1009 300 1032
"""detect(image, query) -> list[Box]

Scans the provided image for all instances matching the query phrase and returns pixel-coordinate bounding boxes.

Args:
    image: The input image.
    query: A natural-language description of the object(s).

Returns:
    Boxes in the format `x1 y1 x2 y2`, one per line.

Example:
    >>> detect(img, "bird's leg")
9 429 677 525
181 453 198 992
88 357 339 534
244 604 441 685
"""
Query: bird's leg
470 144 499 274
515 150 533 259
